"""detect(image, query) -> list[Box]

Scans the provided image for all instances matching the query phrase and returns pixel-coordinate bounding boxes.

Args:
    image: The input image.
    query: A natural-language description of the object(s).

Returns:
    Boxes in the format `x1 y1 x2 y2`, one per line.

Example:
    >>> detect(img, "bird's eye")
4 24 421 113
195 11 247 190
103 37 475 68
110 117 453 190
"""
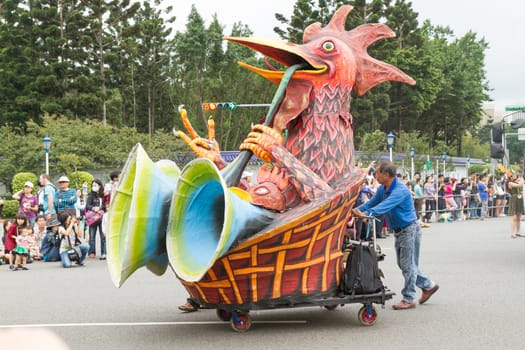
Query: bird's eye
322 40 335 52
255 186 269 195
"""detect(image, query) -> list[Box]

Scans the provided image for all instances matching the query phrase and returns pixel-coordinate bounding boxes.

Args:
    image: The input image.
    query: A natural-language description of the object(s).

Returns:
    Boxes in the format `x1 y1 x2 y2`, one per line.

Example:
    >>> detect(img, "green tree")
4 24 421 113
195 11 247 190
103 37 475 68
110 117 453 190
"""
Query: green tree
172 5 209 132
68 171 94 190
357 130 387 161
132 0 175 136
0 115 188 191
12 172 38 193
421 27 489 154
85 0 140 124
29 0 95 118
0 0 36 125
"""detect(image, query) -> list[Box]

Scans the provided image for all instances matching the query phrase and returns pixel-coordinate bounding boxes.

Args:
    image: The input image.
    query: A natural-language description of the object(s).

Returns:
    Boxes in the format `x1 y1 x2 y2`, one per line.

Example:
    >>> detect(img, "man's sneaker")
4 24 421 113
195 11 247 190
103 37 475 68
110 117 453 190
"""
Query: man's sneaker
392 300 416 310
419 283 440 304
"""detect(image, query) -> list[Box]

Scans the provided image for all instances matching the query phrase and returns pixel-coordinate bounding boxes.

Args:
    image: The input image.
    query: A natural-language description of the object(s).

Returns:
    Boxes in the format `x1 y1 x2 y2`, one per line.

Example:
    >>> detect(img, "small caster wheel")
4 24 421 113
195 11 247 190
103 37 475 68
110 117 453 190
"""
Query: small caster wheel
230 311 251 332
324 304 338 311
216 308 232 321
358 304 377 326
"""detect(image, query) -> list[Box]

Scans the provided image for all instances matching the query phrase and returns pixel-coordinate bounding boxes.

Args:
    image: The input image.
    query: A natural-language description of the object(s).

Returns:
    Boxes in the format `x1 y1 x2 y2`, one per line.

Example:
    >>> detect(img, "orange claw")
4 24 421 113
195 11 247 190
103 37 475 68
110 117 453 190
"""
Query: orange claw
240 124 284 163
208 117 215 140
240 142 271 163
177 107 226 169
180 107 199 139
252 124 283 142
177 131 207 158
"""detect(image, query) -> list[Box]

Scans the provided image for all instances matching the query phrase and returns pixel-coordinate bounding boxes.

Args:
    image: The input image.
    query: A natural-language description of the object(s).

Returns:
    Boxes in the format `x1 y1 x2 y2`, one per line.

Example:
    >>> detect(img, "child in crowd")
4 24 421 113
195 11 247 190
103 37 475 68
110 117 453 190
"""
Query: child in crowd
27 225 42 261
74 189 87 238
12 226 31 270
5 213 28 270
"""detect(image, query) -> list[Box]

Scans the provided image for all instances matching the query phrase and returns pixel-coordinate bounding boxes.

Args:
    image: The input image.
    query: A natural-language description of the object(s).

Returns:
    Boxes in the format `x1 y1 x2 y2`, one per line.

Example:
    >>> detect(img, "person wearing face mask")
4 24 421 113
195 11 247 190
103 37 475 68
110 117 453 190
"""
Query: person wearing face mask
86 179 106 259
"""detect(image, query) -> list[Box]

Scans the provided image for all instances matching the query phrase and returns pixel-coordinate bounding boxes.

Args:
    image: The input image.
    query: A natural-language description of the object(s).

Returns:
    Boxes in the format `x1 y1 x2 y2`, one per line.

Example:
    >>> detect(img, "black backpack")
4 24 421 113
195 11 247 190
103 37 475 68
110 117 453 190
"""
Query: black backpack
341 242 384 295
40 230 61 262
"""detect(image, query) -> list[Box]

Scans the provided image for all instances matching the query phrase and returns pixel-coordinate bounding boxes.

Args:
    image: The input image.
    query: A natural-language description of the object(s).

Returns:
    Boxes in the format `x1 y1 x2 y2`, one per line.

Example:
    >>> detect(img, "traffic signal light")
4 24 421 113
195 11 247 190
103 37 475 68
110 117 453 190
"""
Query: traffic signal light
490 143 505 159
202 102 237 111
490 122 504 158
491 122 503 143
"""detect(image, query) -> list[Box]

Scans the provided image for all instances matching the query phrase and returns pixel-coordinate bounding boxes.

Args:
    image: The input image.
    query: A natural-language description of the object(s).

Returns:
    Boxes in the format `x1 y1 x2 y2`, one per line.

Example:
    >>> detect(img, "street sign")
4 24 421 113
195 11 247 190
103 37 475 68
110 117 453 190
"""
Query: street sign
505 105 525 111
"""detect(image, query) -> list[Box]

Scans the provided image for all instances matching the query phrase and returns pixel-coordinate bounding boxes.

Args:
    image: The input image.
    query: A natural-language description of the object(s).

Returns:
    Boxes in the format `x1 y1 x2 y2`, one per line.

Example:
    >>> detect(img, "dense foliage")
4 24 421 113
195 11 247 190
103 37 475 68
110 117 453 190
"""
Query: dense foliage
0 0 494 189
0 115 188 192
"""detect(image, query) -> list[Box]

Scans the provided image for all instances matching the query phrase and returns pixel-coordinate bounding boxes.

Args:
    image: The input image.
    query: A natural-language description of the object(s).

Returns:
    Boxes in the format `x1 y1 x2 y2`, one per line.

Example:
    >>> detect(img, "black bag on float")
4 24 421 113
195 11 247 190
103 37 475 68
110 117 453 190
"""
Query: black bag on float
342 242 384 295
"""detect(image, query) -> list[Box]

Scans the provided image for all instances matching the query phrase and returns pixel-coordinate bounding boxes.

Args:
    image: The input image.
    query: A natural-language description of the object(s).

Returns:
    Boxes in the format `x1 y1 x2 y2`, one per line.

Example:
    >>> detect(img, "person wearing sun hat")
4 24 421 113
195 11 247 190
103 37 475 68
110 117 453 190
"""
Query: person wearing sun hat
40 218 62 262
46 219 61 228
12 181 39 226
54 176 77 218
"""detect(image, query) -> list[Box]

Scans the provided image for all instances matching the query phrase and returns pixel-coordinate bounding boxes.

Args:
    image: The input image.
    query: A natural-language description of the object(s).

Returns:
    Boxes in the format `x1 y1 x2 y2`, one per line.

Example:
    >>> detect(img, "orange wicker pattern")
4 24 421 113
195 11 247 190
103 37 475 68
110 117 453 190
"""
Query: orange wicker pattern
179 180 362 307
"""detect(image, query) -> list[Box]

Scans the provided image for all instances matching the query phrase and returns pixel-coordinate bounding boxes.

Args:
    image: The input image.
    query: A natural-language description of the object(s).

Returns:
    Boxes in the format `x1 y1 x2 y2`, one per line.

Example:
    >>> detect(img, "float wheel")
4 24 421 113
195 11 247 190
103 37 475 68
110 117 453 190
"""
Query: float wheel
358 304 377 326
230 311 252 332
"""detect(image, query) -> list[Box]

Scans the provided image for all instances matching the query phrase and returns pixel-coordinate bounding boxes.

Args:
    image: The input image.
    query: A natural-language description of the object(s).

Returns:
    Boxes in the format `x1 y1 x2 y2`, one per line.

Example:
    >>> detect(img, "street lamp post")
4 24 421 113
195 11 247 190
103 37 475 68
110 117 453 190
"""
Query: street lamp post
441 151 446 176
387 132 395 162
410 147 415 180
43 136 51 175
466 154 471 176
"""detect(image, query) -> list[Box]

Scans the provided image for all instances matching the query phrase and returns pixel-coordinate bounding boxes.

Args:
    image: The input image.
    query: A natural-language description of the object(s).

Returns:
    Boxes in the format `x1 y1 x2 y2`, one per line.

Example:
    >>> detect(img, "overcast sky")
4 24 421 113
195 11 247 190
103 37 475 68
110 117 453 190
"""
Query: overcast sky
170 0 525 112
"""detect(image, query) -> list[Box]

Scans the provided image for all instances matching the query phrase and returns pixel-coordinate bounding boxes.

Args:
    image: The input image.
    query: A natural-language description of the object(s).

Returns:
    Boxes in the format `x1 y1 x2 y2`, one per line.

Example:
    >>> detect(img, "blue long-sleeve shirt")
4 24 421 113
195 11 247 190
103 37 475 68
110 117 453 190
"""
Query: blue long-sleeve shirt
357 177 417 230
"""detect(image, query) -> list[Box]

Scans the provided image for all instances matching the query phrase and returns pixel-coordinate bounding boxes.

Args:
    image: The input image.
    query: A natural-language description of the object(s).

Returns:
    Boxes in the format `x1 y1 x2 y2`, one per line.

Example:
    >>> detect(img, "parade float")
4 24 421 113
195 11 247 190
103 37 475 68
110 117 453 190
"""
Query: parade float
106 5 415 331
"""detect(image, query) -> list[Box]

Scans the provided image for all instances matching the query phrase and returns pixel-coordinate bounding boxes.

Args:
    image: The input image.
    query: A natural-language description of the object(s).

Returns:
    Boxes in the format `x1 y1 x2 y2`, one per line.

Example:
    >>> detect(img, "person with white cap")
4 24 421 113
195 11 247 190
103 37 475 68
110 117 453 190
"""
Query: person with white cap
12 181 39 226
54 176 77 218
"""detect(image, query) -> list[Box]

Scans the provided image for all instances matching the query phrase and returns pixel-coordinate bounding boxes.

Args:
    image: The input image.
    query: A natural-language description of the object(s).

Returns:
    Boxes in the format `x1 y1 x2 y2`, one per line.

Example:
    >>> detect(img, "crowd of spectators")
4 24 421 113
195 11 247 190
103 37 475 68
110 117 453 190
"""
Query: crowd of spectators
0 171 120 270
3 164 520 270
354 165 522 238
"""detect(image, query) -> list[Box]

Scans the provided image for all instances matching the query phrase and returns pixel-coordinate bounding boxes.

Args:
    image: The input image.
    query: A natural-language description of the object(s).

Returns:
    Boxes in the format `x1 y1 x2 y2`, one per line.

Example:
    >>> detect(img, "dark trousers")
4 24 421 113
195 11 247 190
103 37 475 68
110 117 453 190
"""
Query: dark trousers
88 221 106 256
425 199 436 222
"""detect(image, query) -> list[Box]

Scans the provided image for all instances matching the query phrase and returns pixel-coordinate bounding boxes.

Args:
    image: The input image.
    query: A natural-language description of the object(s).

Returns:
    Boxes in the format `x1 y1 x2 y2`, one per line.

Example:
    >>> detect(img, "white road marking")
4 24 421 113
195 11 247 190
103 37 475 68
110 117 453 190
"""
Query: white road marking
0 320 307 328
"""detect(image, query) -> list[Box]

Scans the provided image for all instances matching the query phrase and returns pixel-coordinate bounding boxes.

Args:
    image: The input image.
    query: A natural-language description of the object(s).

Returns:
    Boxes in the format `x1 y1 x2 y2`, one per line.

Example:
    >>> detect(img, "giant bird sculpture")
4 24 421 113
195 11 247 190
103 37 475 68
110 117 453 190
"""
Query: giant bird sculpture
107 5 415 313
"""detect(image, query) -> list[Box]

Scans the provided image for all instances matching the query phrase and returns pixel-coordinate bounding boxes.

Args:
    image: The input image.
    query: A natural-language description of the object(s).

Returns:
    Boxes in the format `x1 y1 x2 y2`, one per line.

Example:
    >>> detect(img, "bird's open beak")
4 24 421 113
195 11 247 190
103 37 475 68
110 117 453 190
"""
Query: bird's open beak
224 37 327 83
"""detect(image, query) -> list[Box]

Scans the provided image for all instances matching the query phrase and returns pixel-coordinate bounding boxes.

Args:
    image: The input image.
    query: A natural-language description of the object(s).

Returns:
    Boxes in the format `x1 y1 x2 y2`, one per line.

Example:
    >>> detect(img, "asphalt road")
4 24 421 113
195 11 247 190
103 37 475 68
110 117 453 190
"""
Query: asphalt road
2 216 525 350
